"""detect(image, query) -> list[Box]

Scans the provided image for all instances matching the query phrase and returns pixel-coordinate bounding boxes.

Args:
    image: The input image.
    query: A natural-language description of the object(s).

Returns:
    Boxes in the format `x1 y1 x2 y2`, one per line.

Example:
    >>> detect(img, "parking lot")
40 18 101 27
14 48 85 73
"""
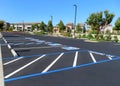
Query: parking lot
1 32 120 86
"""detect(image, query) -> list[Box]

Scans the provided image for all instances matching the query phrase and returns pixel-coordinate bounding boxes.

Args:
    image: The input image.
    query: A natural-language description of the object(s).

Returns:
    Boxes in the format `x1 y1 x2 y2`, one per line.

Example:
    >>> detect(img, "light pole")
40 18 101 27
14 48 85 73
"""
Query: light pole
22 20 25 32
73 4 77 38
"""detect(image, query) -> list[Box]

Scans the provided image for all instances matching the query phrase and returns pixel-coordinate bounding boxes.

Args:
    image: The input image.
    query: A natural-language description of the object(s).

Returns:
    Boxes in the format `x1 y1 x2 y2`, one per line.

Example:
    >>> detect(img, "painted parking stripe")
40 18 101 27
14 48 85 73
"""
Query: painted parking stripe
73 51 78 67
3 57 23 66
14 43 24 45
48 43 62 47
4 54 46 79
8 44 12 49
11 49 18 57
62 46 79 50
89 52 97 63
25 42 34 45
2 37 7 43
42 53 64 73
2 37 18 57
90 51 114 60
107 55 113 60
89 51 105 56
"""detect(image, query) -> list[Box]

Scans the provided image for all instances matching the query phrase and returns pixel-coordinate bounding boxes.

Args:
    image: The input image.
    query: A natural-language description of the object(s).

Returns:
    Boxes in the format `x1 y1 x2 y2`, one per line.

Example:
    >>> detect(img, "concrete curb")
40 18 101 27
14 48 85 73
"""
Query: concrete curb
0 32 5 86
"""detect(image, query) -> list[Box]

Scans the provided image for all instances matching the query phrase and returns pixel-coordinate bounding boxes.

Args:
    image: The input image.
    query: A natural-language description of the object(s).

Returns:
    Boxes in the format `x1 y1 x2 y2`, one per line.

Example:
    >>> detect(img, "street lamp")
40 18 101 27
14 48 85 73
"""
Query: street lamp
73 4 77 38
22 20 25 32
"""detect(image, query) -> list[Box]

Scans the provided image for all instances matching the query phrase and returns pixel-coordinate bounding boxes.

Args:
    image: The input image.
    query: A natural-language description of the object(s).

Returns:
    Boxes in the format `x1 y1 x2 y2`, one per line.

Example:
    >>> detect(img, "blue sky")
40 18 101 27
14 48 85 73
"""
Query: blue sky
0 0 120 26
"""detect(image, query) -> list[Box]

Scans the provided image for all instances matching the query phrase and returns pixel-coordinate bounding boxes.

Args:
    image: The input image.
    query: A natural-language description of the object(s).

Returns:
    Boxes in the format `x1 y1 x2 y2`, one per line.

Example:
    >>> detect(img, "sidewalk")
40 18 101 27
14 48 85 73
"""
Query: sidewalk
0 32 5 86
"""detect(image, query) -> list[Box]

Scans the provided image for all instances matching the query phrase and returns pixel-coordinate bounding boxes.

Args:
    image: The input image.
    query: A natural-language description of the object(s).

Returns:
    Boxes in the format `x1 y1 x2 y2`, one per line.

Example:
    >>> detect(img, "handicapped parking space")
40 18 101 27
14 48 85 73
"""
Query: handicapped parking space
3 49 117 83
3 56 39 77
5 59 120 86
3 51 76 79
4 54 60 79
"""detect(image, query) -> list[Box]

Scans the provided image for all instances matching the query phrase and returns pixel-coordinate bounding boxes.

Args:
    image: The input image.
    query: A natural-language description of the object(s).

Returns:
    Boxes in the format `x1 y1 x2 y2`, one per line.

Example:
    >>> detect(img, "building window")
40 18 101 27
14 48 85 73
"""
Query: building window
27 27 31 31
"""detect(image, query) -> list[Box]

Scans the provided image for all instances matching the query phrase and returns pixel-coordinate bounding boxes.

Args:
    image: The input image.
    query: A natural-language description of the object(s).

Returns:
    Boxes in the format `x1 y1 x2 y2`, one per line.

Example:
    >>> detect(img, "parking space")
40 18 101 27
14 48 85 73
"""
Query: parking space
3 50 116 80
1 32 120 86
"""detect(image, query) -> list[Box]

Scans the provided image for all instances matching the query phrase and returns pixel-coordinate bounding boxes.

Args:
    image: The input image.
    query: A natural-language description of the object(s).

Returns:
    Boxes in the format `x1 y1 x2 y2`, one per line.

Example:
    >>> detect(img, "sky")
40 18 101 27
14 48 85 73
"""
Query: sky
0 0 120 26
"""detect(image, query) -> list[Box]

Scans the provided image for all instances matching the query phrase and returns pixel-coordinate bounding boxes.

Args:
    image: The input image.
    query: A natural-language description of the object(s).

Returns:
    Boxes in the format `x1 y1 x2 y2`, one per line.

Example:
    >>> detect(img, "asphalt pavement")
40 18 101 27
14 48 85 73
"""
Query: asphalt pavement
1 32 120 86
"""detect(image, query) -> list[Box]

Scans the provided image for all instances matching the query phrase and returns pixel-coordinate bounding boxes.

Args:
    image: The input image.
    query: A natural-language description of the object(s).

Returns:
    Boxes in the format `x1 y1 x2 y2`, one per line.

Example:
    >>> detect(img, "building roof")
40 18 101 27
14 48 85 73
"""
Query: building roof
10 22 41 25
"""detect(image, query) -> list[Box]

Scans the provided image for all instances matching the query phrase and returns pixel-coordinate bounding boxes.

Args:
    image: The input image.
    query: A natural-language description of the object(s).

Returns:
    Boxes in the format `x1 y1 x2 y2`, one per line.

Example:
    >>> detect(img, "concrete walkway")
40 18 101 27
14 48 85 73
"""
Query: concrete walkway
0 32 5 86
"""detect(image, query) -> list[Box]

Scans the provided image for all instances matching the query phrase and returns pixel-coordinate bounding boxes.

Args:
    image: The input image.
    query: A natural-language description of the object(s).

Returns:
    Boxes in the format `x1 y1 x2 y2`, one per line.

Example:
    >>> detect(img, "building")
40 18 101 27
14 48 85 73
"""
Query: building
10 22 41 31
66 23 73 29
102 24 113 33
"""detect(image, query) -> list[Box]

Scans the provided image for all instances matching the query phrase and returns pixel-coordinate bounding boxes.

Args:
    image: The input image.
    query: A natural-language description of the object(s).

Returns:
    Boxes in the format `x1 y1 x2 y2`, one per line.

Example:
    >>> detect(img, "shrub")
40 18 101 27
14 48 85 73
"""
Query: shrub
62 32 72 37
104 35 111 41
98 34 104 40
105 30 111 35
91 30 98 34
35 30 45 35
82 34 86 38
87 33 94 40
113 36 119 42
78 34 82 38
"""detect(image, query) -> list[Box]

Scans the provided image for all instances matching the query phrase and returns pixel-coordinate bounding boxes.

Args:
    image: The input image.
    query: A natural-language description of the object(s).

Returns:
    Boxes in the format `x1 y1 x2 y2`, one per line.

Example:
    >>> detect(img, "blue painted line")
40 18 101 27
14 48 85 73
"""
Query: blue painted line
3 50 88 60
4 56 120 83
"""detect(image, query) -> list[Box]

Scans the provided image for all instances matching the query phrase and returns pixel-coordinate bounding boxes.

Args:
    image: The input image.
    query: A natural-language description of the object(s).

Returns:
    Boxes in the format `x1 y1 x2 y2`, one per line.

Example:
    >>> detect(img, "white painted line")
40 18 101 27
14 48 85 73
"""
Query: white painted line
25 42 34 45
4 54 46 79
62 46 79 50
2 37 7 43
8 44 12 49
14 43 24 45
73 51 78 67
48 43 62 46
0 44 5 86
42 53 64 73
3 57 23 65
11 49 18 57
91 51 113 60
107 55 113 60
89 52 97 63
2 37 18 57
90 51 105 56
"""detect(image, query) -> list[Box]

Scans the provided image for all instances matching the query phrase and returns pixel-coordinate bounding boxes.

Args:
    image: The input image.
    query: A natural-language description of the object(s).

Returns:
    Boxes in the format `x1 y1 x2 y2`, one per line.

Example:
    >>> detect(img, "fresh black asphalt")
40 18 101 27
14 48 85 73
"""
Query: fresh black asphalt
1 32 120 86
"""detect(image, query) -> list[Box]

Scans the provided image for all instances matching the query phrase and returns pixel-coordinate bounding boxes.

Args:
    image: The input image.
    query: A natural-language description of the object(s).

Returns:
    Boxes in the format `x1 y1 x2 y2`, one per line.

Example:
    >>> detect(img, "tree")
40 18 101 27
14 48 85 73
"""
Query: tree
104 10 115 25
76 23 82 32
31 23 38 31
46 20 53 32
39 21 46 31
86 10 115 31
0 20 4 31
58 20 65 32
114 17 120 31
5 23 10 31
86 12 103 31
